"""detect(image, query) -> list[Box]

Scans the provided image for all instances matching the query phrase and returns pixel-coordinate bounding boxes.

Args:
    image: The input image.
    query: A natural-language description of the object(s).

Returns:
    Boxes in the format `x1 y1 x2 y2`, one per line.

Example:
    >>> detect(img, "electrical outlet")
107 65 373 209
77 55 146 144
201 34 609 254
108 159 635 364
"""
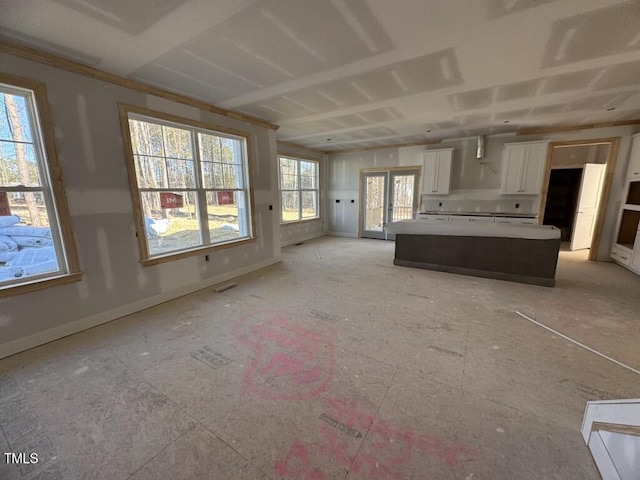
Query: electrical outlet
268 205 273 210
515 203 520 208
439 202 442 207
205 254 210 262
336 199 340 203
351 199 355 203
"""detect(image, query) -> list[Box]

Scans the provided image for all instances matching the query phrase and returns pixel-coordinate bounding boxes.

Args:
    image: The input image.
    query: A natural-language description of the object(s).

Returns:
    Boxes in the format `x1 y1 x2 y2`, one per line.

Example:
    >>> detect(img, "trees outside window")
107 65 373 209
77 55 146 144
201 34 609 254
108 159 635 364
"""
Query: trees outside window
120 105 254 264
0 75 80 295
279 156 319 223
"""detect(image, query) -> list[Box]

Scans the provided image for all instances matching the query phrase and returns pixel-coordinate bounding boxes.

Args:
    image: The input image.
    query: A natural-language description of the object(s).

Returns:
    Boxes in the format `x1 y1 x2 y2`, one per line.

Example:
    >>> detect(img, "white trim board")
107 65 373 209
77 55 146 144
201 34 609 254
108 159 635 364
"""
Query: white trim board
0 257 282 360
326 231 358 238
582 399 640 443
281 232 325 247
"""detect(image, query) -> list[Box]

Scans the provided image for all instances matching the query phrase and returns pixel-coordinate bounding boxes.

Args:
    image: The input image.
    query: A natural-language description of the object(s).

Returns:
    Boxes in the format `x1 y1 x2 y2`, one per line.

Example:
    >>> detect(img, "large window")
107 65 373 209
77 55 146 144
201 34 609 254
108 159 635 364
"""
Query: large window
120 105 254 264
0 74 80 295
279 156 319 223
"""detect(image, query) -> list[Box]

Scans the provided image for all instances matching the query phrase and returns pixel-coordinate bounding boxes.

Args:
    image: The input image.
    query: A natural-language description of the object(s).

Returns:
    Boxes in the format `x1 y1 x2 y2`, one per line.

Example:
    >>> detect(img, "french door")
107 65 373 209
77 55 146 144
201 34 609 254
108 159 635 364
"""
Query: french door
360 169 420 239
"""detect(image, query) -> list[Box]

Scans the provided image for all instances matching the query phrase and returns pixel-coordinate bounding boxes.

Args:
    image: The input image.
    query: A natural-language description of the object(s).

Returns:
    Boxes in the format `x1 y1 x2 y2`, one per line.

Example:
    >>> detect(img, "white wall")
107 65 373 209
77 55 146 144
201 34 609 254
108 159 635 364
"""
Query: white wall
277 143 327 246
328 126 640 260
0 53 282 358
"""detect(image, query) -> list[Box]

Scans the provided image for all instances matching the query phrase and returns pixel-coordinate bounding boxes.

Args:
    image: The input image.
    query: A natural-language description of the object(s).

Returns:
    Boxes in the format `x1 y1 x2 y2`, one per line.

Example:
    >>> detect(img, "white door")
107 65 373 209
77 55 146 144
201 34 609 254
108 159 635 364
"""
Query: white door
360 170 419 240
361 172 388 240
571 164 606 251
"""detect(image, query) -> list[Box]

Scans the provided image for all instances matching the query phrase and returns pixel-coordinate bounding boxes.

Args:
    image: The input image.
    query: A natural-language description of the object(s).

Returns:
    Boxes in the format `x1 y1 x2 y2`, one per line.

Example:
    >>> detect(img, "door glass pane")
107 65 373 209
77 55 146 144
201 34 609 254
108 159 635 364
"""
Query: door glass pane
391 175 415 222
365 176 385 231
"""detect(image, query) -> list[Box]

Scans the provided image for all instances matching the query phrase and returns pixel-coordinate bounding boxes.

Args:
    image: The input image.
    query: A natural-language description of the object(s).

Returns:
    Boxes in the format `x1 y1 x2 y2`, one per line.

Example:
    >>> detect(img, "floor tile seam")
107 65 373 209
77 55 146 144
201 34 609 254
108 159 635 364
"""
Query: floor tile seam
110 355 273 479
345 368 398 479
107 356 219 479
460 322 471 391
124 425 195 480
196 422 276 480
459 386 586 432
349 349 397 370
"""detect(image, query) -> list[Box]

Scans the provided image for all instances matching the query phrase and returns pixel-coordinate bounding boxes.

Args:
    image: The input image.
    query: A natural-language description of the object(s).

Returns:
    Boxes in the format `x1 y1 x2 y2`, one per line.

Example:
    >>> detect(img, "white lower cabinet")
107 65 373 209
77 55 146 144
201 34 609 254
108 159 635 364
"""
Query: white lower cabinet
449 215 494 224
611 244 633 267
418 214 537 224
631 230 640 272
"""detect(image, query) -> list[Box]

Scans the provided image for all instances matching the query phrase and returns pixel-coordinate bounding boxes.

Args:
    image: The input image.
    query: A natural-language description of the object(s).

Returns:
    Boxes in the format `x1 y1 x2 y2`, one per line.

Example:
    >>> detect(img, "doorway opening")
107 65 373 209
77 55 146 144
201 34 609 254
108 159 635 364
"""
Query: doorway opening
359 167 420 240
539 138 620 259
543 168 582 242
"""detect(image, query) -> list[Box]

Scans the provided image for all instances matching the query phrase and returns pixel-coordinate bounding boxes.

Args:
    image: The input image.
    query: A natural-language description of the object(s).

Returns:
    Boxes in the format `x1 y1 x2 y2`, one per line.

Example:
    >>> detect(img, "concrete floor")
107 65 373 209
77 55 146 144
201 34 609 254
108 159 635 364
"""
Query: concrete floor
1 237 639 479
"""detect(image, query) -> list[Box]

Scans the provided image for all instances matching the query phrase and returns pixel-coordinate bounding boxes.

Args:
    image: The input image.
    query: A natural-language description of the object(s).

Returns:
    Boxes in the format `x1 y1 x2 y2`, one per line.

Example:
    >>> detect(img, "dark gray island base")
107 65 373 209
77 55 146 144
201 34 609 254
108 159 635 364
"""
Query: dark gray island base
386 221 562 287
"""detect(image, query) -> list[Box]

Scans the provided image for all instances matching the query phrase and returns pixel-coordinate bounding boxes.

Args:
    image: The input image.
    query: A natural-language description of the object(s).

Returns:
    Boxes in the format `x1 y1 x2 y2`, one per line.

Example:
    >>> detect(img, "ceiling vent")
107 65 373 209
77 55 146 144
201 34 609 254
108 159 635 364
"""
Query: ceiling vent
476 135 485 159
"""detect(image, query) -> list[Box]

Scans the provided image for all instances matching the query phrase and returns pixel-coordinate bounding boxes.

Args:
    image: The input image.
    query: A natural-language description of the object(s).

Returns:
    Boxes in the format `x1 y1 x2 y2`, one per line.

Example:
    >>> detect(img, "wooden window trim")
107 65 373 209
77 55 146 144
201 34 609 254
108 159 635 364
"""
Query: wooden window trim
118 103 257 266
0 272 82 298
0 72 81 297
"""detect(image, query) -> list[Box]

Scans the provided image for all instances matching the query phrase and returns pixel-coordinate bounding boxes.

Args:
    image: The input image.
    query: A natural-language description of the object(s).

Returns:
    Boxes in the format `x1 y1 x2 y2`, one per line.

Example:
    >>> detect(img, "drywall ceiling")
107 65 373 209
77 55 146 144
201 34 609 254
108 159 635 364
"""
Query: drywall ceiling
1 0 640 152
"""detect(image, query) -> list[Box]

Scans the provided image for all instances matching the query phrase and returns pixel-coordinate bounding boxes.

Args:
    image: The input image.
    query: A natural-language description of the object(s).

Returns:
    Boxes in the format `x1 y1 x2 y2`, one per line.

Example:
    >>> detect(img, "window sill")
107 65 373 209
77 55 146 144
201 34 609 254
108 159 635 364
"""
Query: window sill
0 272 83 298
140 237 257 267
280 217 321 226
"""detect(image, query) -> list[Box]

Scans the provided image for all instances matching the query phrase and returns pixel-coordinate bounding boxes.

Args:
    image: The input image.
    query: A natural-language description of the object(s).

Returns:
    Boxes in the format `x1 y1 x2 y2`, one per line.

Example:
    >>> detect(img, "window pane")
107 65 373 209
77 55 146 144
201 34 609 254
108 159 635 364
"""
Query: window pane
0 92 34 143
140 191 202 256
134 155 167 189
281 191 300 222
199 134 243 165
0 141 41 187
199 133 223 163
167 159 196 189
301 191 318 218
223 164 243 189
279 158 298 188
201 161 224 189
129 120 163 156
300 161 316 189
162 125 192 160
280 173 298 190
0 192 60 284
207 191 249 243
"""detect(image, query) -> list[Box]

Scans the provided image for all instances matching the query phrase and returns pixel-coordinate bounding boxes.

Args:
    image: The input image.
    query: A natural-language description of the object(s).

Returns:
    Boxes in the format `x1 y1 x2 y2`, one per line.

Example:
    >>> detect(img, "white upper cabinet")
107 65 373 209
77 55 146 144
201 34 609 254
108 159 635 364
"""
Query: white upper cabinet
422 148 453 195
627 133 640 179
501 141 549 195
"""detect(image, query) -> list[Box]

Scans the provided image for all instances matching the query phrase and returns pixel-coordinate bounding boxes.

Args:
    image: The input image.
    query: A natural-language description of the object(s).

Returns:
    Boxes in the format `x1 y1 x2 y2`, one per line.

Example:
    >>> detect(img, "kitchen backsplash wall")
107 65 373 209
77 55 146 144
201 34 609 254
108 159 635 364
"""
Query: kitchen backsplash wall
421 195 538 215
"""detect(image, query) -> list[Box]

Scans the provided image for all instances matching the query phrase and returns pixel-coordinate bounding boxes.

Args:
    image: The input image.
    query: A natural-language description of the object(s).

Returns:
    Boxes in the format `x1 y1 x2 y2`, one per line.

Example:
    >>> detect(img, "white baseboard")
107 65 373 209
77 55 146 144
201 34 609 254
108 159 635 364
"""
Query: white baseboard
326 231 358 238
0 257 282 360
281 232 325 247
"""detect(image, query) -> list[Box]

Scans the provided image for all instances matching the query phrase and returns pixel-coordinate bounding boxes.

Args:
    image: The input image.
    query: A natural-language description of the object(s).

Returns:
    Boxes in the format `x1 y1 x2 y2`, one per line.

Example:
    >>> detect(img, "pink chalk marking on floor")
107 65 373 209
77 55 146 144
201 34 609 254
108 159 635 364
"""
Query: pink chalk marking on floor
233 311 336 401
274 440 327 480
274 397 481 478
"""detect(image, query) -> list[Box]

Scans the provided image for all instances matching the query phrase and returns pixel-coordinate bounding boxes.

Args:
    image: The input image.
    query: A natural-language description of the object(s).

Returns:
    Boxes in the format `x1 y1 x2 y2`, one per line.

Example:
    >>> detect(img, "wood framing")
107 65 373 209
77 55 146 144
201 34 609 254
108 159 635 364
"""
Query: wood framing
537 137 621 261
0 72 82 297
118 103 258 266
517 119 640 136
329 139 442 155
0 40 279 131
277 141 326 157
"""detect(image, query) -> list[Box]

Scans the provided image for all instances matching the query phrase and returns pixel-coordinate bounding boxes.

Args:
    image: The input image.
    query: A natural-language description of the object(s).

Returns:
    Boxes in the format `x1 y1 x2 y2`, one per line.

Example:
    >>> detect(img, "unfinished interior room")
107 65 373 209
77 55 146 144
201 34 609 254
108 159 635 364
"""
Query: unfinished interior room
1 1 640 479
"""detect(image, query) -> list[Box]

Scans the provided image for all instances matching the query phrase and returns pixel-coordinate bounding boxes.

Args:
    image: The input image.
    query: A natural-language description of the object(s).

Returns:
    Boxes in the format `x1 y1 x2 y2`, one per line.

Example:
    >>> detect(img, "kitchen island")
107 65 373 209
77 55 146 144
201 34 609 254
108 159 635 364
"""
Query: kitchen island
385 220 561 286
